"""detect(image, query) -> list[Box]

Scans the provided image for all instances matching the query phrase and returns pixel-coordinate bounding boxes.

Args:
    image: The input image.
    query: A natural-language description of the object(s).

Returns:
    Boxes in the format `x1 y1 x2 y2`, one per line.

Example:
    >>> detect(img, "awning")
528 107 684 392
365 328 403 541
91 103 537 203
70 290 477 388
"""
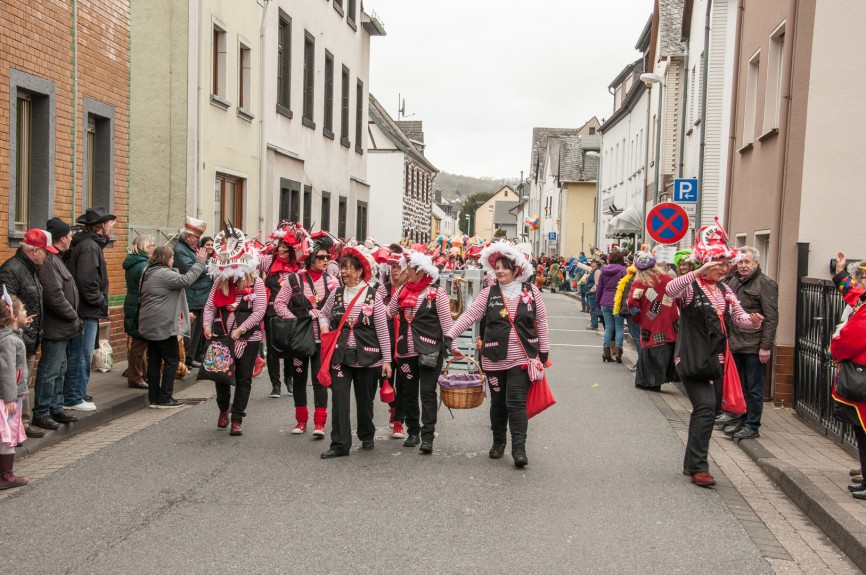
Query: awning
606 206 643 238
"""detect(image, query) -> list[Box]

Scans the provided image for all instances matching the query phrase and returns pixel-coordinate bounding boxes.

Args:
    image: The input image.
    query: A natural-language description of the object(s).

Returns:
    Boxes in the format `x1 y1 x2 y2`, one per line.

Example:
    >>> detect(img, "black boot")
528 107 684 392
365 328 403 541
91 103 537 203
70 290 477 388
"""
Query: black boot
489 443 506 459
512 445 528 468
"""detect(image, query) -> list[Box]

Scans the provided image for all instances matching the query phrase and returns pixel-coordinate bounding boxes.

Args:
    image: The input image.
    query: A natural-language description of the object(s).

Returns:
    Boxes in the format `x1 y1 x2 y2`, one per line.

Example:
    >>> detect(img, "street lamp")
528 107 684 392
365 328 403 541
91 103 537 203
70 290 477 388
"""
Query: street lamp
465 213 472 236
641 72 665 208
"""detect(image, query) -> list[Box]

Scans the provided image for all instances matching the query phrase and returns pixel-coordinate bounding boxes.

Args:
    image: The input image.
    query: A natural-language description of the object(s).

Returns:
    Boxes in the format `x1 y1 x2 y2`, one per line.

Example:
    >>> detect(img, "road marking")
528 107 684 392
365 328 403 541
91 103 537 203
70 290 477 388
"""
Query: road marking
550 329 596 332
549 343 603 348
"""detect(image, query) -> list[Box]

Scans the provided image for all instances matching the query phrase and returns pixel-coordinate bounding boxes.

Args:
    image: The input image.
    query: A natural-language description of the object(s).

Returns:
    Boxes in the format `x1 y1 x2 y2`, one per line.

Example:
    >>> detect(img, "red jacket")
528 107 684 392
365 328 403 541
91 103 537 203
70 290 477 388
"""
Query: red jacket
627 273 679 349
830 272 866 428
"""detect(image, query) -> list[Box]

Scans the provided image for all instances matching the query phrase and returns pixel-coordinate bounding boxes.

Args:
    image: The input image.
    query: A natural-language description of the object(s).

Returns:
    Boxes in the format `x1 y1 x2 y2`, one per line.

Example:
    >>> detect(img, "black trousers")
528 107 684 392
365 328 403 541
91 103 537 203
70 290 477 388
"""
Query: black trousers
835 404 866 478
487 366 531 447
329 365 377 454
682 379 723 473
185 309 205 365
265 317 292 391
290 348 327 408
147 337 180 405
396 355 442 441
215 344 260 422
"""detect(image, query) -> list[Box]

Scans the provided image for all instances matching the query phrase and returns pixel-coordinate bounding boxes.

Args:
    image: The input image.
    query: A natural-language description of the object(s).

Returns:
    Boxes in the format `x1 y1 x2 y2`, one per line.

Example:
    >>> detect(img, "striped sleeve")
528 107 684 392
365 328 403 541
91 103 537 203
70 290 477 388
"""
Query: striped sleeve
387 285 401 318
373 294 391 362
532 285 550 353
667 271 697 303
434 286 454 336
203 283 218 332
318 290 336 330
273 281 296 319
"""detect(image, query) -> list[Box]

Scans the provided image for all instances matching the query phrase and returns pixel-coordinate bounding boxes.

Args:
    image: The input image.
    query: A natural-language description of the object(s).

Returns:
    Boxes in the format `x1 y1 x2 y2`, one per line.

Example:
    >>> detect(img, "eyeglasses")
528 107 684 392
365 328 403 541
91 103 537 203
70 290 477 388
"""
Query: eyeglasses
315 254 329 261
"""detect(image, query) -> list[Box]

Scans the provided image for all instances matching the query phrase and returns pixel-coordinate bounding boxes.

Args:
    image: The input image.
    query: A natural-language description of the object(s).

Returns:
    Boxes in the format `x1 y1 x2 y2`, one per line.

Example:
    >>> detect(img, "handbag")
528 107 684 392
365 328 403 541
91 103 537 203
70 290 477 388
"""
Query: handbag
379 379 395 403
718 315 747 414
674 281 726 382
317 287 368 388
418 351 441 370
526 373 556 419
197 335 237 386
836 360 866 403
269 274 316 357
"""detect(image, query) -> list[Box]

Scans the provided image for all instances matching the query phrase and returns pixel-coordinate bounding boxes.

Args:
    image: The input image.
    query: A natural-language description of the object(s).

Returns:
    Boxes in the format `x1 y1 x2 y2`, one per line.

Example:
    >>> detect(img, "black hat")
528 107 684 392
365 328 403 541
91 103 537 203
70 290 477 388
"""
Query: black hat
76 206 116 225
46 217 71 240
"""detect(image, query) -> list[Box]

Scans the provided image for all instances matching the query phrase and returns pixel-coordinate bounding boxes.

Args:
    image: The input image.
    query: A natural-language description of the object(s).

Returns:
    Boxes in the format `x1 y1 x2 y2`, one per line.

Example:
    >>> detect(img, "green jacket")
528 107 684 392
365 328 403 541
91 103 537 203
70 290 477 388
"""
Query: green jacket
174 239 213 310
123 252 149 338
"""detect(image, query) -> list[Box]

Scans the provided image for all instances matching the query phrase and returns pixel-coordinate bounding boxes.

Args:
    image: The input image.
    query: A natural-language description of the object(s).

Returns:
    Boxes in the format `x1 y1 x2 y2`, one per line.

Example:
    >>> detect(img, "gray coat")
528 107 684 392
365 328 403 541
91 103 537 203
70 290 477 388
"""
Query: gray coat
137 261 206 341
0 328 28 402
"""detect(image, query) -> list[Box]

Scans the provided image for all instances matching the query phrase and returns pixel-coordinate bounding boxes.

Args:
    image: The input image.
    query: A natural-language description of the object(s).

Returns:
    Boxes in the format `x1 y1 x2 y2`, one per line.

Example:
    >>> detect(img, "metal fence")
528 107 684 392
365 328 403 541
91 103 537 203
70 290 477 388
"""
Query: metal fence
794 277 858 450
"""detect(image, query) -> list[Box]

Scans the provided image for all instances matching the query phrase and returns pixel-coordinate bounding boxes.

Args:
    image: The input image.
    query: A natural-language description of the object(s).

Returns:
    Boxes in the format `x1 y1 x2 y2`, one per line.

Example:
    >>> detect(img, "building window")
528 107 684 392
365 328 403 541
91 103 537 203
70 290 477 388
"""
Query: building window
279 178 301 222
303 185 312 229
735 233 747 248
743 50 760 146
321 192 331 231
82 98 115 212
354 79 363 154
212 21 227 103
13 96 32 233
347 0 357 29
340 66 350 147
755 232 770 270
337 196 347 238
763 22 786 135
323 51 335 138
356 201 367 240
589 127 596 135
302 31 315 129
277 11 292 117
333 0 343 16
238 41 252 113
215 173 244 227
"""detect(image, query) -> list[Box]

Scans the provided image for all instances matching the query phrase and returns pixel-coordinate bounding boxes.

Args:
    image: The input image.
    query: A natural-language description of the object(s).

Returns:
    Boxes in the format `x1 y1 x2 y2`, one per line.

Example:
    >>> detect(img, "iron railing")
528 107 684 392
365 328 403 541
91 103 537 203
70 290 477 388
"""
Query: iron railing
794 277 858 450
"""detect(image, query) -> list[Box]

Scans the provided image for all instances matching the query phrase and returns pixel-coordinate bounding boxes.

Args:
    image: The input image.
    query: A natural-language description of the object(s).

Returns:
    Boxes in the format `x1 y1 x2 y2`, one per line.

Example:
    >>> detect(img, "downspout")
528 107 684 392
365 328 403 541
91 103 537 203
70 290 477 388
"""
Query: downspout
194 0 203 219
258 0 271 231
71 0 78 221
696 0 713 230
678 46 690 179
723 0 745 228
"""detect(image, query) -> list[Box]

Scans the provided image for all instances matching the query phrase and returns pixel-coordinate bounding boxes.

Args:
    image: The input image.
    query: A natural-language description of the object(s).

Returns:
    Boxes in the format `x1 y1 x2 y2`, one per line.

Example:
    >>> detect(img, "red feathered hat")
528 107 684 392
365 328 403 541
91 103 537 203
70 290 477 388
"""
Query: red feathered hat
340 246 372 282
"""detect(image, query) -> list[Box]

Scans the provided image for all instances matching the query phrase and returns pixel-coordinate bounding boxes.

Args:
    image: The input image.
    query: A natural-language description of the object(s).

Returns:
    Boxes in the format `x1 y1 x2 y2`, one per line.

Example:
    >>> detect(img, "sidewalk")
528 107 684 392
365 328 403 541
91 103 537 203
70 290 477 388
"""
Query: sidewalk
561 291 866 571
16 360 203 459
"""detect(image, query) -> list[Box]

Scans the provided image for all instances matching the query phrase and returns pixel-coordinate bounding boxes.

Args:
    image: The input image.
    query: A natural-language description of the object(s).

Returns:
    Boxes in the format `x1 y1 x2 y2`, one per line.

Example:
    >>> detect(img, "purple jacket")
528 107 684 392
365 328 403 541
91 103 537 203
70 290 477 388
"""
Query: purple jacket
595 264 627 309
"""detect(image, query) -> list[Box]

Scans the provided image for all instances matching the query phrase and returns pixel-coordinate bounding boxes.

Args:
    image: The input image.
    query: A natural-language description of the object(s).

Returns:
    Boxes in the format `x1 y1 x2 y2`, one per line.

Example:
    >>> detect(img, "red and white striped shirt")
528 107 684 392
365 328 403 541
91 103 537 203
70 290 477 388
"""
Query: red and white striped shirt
274 272 327 343
203 277 267 357
318 283 391 367
387 286 454 358
448 284 550 372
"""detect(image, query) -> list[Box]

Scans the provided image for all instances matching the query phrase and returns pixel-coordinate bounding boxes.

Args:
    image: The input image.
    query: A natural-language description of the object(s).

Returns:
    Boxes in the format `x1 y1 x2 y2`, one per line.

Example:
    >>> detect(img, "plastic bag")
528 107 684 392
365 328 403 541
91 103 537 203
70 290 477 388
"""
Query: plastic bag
92 339 114 373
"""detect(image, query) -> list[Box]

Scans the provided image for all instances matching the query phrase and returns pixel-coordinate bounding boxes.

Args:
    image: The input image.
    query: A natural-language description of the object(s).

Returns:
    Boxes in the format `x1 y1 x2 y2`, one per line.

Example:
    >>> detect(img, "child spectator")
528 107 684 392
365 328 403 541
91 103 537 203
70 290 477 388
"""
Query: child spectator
0 289 31 489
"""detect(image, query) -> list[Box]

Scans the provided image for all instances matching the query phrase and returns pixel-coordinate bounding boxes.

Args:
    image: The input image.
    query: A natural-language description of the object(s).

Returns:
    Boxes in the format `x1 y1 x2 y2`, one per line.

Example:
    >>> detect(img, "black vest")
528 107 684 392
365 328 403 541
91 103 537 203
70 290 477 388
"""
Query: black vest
481 283 539 362
396 286 444 355
331 286 382 366
214 294 261 338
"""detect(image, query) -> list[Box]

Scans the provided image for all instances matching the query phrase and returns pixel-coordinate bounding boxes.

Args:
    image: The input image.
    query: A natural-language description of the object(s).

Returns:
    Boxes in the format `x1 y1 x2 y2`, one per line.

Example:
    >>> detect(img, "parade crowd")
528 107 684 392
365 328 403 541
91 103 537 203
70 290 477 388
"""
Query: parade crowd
0 208 864 503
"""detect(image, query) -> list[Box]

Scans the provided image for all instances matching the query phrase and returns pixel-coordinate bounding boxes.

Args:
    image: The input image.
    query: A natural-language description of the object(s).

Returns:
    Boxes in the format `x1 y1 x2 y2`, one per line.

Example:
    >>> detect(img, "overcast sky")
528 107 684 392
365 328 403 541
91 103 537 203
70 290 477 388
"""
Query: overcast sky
367 0 654 179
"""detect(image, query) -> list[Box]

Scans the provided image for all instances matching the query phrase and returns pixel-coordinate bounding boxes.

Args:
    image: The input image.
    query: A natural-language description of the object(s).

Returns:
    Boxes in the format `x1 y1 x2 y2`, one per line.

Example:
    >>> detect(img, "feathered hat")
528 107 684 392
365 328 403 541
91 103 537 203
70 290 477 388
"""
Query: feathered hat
634 250 657 270
311 230 342 261
479 241 533 283
339 245 374 282
691 219 740 265
269 221 311 261
208 222 261 280
407 251 439 282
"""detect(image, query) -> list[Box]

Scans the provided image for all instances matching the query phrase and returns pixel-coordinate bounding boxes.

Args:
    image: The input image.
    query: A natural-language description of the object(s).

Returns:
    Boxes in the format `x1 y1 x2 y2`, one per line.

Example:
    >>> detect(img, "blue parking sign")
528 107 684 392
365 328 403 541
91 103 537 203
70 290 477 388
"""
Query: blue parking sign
673 179 699 202
548 232 557 241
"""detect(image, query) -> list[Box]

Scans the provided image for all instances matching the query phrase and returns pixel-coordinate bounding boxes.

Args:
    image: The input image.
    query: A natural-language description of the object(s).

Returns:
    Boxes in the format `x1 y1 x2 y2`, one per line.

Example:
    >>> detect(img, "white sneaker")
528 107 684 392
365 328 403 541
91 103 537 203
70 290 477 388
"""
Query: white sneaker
66 401 96 411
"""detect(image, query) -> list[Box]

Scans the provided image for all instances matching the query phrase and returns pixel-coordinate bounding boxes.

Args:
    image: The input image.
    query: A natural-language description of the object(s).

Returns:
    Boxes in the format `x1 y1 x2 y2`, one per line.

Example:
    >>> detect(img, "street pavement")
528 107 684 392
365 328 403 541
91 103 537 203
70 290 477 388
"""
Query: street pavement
0 294 856 574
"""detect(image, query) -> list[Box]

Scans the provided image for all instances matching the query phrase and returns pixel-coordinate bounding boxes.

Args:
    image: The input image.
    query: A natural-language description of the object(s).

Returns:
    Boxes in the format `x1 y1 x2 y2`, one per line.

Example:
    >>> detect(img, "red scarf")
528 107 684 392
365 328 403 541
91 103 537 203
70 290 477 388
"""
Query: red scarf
213 284 254 309
398 276 433 310
269 255 296 276
306 268 324 283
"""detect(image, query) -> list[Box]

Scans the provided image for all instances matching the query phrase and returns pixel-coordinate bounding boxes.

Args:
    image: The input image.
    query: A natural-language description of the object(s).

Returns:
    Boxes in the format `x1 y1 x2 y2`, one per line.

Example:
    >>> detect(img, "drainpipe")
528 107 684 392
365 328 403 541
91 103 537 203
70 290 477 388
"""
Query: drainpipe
723 0 745 229
678 46 689 179
194 0 203 220
71 0 78 221
258 0 271 231
696 0 713 231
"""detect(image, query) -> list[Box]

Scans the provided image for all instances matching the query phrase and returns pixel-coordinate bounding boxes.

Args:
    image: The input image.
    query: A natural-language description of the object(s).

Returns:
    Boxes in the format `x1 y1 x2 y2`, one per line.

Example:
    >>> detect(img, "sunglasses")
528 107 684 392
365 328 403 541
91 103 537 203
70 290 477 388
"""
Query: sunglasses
314 254 329 261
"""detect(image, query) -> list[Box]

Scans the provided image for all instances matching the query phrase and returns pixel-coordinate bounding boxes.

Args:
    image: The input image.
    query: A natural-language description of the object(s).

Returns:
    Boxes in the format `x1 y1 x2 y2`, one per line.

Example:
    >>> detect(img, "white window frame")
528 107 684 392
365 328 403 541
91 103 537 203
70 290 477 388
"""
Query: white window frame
762 21 786 136
742 49 761 147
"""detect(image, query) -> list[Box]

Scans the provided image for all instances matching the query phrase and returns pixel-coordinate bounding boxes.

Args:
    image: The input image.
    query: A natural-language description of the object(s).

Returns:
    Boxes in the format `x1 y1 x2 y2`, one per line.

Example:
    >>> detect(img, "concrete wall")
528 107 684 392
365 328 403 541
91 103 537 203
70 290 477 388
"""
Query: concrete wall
367 150 404 243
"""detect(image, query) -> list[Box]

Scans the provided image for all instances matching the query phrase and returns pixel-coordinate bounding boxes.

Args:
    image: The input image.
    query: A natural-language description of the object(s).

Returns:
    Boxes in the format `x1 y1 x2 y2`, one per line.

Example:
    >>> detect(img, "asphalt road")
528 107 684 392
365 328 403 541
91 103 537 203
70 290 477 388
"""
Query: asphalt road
0 294 773 574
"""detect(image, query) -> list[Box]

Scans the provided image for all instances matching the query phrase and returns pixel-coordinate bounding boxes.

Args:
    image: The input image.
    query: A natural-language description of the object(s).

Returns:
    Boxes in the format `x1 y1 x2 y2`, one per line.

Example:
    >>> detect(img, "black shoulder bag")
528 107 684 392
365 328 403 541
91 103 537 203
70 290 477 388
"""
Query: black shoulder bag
836 361 866 403
674 281 727 382
269 273 316 357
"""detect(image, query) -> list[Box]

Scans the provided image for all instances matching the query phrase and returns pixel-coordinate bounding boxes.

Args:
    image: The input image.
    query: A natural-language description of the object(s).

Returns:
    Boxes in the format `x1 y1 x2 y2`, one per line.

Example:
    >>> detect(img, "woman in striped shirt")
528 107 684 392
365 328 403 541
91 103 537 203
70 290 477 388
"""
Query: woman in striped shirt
202 229 267 437
274 237 337 437
318 247 392 459
449 242 550 468
387 252 454 454
667 231 763 488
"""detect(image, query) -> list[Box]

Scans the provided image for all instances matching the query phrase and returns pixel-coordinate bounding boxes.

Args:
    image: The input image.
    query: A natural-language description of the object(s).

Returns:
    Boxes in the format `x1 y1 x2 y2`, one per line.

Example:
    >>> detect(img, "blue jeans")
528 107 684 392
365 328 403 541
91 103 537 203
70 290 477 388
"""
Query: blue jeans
601 306 625 349
34 339 69 417
64 318 98 406
626 316 642 356
733 352 766 430
587 293 598 328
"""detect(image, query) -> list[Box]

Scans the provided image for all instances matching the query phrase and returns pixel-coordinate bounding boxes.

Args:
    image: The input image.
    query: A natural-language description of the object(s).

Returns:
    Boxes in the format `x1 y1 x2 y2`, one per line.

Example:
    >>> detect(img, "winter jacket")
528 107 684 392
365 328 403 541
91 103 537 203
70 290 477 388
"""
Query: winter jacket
122 252 150 339
725 267 779 354
68 231 110 319
38 251 82 341
137 261 206 341
595 263 627 309
174 239 213 310
0 328 28 402
0 249 44 355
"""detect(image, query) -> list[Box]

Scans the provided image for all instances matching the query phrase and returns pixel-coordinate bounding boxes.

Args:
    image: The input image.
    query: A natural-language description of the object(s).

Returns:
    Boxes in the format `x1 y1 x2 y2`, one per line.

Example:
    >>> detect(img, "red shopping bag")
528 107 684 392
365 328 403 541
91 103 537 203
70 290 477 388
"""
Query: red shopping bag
316 288 366 388
721 348 747 414
527 374 556 419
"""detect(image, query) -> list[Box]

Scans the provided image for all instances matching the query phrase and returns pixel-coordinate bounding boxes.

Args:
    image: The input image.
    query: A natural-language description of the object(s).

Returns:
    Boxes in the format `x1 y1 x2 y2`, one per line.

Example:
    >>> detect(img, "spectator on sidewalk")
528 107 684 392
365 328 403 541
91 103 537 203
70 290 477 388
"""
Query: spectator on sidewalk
720 246 779 439
596 251 628 363
123 235 156 390
829 251 866 500
174 217 211 369
66 207 115 412
0 229 51 438
0 293 31 490
32 219 82 431
138 245 207 408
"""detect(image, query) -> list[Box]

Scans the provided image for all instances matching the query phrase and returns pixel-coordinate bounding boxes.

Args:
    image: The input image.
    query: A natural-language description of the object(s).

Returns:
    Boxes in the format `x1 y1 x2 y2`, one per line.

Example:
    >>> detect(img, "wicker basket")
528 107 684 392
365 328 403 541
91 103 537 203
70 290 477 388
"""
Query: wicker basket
439 357 485 409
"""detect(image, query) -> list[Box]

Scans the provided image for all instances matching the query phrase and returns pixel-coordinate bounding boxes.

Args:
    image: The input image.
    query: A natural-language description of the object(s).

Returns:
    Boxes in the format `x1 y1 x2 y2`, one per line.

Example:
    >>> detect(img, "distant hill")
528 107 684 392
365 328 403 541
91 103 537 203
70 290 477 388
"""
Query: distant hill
434 172 519 202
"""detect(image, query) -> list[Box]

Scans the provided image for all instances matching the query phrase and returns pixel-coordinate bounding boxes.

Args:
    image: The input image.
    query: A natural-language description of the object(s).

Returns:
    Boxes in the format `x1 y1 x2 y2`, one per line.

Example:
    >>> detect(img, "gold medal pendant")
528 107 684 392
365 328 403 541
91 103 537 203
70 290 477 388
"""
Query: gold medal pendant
499 308 509 318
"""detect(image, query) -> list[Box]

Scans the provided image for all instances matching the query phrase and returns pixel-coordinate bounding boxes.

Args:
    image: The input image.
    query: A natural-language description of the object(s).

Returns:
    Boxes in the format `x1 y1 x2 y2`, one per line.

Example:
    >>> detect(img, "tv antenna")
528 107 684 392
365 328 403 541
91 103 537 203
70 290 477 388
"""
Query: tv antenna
398 93 415 119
